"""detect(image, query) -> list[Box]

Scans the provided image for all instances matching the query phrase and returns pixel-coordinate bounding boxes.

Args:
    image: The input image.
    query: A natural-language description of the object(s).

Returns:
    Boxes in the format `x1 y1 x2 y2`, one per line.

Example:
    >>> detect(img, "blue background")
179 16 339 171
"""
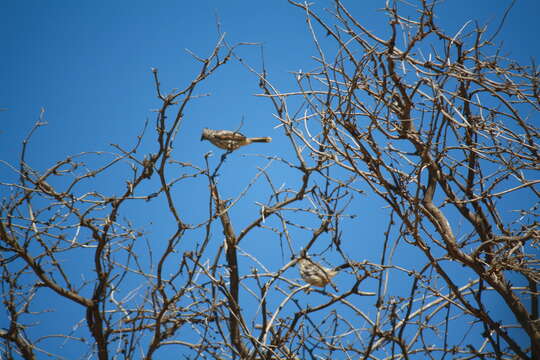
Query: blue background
1 0 538 358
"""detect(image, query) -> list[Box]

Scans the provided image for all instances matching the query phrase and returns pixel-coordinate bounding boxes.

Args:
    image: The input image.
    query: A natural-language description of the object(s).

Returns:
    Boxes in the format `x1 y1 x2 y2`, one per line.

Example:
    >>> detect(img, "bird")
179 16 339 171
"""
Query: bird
200 128 272 151
297 257 338 290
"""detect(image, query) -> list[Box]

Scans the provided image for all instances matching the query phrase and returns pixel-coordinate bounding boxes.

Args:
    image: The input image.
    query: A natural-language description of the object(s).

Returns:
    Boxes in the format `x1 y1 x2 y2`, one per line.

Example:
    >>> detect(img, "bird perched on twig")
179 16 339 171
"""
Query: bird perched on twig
200 128 272 151
298 257 338 291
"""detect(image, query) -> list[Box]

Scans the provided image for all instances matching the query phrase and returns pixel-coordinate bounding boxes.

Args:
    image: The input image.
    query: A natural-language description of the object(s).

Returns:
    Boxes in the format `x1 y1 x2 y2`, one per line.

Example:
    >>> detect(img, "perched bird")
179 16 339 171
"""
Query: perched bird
298 257 338 290
200 128 272 151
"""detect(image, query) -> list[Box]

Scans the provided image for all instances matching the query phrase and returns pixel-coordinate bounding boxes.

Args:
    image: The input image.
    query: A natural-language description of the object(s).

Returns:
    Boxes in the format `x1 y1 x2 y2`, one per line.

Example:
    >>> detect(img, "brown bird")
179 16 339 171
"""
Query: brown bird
298 257 338 290
200 128 272 151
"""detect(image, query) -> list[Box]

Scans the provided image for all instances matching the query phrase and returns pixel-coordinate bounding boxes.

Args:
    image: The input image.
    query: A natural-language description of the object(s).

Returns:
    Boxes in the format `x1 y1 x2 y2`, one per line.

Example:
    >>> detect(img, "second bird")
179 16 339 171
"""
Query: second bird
201 128 272 151
298 257 338 290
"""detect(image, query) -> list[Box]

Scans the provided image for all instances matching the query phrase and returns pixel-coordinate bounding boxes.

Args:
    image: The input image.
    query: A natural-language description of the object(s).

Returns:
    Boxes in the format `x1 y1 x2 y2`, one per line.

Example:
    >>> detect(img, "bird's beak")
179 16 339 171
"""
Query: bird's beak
200 135 204 141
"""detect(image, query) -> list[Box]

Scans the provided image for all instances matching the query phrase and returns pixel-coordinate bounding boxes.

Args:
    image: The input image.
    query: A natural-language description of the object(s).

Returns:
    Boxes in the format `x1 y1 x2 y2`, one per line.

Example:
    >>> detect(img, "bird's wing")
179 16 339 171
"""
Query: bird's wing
215 130 246 141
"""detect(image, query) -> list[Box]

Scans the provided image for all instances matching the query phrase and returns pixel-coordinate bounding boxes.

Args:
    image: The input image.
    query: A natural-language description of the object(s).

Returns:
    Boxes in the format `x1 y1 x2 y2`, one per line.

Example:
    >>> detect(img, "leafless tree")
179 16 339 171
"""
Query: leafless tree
1 1 538 359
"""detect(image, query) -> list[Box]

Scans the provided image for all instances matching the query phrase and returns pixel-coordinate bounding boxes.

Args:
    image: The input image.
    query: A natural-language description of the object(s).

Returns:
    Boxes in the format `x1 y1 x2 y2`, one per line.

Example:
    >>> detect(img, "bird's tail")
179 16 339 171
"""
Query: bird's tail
248 137 272 143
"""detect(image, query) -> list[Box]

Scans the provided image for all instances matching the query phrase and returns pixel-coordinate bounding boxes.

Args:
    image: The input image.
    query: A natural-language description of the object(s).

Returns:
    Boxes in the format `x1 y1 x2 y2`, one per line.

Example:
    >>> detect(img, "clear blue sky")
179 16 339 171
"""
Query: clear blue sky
1 0 538 358
1 1 538 164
